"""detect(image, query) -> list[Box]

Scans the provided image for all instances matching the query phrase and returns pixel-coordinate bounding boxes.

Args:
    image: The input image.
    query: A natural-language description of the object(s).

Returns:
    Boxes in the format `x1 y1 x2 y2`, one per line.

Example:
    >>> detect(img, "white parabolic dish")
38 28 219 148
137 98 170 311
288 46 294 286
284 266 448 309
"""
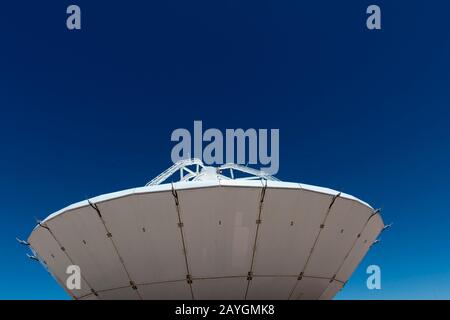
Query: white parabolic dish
27 159 384 300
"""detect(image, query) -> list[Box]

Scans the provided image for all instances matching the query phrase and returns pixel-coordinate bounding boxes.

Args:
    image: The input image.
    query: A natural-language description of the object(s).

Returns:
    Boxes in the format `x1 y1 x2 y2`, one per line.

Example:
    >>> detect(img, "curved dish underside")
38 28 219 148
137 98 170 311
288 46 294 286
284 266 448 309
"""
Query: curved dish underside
28 180 384 300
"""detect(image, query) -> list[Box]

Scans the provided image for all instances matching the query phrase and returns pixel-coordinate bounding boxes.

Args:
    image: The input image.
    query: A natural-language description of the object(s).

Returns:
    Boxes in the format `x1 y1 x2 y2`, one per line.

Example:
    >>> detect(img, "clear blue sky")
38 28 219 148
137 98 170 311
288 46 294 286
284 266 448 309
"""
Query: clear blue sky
1 1 449 299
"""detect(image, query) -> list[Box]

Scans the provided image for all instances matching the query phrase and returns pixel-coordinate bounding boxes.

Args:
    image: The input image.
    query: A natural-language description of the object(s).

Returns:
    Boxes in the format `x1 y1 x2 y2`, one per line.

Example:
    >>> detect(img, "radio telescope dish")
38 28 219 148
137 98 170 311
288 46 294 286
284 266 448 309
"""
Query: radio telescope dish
26 159 384 300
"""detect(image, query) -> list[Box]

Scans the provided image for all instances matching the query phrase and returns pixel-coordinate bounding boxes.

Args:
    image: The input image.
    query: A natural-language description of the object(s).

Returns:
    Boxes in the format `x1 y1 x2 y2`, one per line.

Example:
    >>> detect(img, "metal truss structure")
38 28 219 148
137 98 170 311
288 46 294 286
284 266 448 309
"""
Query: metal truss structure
146 158 279 186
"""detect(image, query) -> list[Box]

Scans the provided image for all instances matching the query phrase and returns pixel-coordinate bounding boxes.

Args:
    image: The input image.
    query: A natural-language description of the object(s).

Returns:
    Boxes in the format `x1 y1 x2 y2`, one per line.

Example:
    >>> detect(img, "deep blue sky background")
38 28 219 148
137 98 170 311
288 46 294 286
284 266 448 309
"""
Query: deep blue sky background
1 1 449 299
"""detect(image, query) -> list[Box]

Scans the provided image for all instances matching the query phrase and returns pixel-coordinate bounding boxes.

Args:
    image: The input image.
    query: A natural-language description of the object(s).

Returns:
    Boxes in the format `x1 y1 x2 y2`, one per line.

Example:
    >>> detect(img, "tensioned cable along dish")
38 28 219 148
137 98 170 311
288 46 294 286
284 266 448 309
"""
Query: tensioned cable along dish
25 159 384 300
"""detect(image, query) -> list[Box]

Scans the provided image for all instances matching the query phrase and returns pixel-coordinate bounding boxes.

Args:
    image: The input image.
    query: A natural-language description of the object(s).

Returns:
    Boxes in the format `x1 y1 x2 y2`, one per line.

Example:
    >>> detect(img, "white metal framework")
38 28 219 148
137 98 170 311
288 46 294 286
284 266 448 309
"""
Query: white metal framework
146 159 280 186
